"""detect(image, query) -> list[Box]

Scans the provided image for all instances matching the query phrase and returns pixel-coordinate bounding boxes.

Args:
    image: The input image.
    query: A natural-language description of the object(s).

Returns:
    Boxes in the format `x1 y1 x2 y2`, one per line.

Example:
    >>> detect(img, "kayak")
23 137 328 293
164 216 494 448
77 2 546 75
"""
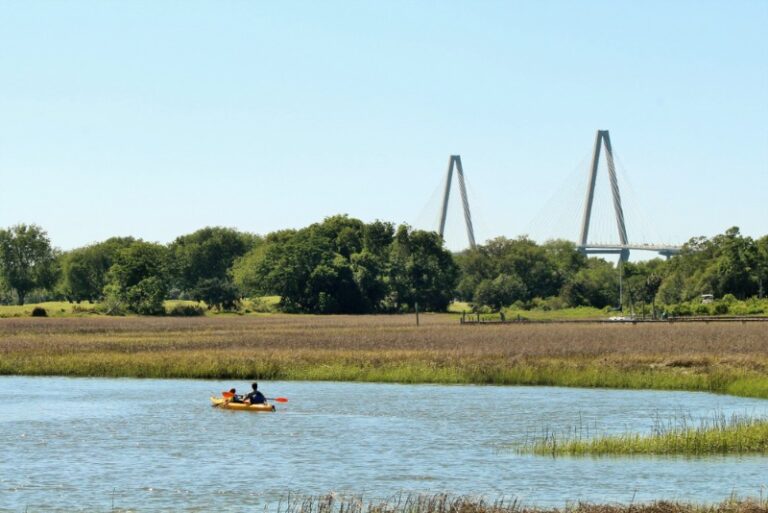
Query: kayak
210 396 276 412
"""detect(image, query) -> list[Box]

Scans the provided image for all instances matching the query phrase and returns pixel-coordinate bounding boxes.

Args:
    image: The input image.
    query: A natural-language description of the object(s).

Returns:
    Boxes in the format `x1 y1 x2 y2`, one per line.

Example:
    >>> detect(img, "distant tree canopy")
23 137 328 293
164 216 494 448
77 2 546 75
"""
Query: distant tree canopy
458 227 767 312
455 237 590 307
233 215 457 313
0 220 765 314
658 227 763 303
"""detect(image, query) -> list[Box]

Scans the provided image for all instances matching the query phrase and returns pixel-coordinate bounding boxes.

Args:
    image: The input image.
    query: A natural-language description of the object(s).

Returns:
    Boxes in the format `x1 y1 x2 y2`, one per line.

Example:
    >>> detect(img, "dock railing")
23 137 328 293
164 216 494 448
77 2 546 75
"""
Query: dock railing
459 312 768 325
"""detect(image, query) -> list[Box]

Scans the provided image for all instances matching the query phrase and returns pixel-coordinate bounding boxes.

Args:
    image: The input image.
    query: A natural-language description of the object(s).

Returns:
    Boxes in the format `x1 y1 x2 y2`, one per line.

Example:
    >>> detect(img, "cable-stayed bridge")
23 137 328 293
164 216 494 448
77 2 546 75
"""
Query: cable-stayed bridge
576 130 681 261
436 130 682 260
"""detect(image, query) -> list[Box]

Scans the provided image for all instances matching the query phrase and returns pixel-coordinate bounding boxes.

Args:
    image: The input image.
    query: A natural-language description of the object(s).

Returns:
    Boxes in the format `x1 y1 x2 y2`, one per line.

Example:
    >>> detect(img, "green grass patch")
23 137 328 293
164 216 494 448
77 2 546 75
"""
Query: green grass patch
523 414 768 456
448 302 610 320
502 306 609 321
0 301 98 318
447 301 472 313
2 353 767 401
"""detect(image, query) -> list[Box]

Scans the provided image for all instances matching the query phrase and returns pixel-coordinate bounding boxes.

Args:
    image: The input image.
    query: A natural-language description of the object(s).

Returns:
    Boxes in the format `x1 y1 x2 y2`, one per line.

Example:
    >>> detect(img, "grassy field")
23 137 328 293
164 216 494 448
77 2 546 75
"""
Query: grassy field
0 301 99 317
0 297 284 318
1 314 768 398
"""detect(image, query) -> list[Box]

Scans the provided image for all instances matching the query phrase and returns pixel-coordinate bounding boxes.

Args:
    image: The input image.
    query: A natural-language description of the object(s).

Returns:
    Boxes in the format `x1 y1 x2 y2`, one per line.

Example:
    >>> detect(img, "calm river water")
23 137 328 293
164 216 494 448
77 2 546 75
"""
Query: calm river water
1 376 767 512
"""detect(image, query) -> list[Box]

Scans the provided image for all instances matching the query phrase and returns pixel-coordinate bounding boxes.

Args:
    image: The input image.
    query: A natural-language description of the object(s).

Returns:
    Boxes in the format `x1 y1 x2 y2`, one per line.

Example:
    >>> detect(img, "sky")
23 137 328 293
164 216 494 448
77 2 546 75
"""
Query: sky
0 1 766 253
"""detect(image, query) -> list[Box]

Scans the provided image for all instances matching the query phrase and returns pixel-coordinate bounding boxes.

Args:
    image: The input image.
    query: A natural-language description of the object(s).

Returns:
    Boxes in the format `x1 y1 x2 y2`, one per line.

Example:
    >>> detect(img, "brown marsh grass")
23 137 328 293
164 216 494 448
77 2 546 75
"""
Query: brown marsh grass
276 493 766 513
1 315 767 397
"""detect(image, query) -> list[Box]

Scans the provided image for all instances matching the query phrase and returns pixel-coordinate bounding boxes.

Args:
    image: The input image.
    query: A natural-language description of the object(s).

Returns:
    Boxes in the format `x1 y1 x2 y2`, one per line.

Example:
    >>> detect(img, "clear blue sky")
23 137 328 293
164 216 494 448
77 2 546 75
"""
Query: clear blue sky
1 1 766 252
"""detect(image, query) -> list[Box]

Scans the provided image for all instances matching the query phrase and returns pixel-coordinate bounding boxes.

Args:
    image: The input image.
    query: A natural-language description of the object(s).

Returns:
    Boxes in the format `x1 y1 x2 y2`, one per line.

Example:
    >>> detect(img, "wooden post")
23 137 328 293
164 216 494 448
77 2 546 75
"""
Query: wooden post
415 302 420 326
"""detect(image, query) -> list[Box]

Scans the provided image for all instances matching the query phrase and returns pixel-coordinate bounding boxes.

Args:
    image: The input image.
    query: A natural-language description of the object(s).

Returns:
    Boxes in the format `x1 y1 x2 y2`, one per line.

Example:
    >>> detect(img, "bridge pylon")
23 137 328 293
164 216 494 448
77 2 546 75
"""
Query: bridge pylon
577 130 681 260
579 130 631 263
439 155 477 250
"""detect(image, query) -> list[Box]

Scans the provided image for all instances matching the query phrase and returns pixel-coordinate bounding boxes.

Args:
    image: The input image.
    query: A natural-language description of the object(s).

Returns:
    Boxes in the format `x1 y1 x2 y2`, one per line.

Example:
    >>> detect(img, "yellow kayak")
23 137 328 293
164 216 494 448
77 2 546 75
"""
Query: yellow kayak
210 396 276 412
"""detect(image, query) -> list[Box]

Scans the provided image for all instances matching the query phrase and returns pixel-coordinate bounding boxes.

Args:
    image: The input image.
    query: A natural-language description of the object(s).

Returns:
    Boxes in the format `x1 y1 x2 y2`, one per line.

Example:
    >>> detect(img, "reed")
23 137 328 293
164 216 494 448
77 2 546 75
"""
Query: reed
274 493 766 513
524 414 768 456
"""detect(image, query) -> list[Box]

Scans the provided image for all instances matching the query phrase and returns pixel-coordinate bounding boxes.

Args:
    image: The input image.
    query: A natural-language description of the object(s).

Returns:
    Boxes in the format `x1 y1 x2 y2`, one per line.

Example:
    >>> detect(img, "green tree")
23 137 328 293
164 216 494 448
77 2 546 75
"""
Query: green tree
0 224 59 305
709 227 757 299
456 237 586 306
756 235 768 299
388 226 458 311
105 241 169 315
232 242 271 297
167 227 259 306
644 273 663 318
59 237 136 302
244 219 364 313
560 258 618 308
454 248 493 301
658 227 759 301
474 273 527 309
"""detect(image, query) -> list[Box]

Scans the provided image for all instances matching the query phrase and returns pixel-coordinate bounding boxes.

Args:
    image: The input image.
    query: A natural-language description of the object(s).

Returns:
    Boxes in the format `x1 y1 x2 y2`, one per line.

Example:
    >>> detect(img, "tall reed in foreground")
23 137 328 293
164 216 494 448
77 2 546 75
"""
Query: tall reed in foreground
274 493 766 513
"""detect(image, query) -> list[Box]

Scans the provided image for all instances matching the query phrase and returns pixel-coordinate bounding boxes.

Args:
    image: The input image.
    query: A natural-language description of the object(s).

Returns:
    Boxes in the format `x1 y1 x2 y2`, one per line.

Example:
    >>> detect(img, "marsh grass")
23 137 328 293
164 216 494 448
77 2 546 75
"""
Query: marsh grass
523 413 768 456
1 316 767 399
274 493 766 513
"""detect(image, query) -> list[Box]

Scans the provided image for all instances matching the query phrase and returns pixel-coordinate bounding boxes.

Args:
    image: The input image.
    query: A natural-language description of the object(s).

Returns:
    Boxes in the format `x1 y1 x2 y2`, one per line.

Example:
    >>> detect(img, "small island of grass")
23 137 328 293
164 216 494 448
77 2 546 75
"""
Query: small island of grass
524 415 768 457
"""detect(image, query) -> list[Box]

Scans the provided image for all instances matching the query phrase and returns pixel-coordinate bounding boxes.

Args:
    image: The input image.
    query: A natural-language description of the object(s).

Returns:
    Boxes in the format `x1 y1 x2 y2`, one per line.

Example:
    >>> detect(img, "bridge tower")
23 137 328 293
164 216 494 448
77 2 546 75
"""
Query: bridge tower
439 155 477 250
579 130 630 263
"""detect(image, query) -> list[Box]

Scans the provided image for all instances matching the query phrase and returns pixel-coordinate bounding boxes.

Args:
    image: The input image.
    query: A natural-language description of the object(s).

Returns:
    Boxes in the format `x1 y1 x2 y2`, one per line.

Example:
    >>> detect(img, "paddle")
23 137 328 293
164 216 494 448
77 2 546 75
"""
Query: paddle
219 392 287 403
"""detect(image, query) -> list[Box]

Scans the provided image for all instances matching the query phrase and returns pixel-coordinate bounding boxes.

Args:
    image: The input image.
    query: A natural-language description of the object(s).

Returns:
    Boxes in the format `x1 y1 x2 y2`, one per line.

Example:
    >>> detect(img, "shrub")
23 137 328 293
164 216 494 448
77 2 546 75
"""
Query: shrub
539 296 566 310
191 278 240 311
126 278 167 315
167 303 206 317
96 292 126 316
30 307 47 317
695 304 711 315
670 303 692 316
246 297 275 313
71 303 94 314
511 300 528 311
713 302 730 315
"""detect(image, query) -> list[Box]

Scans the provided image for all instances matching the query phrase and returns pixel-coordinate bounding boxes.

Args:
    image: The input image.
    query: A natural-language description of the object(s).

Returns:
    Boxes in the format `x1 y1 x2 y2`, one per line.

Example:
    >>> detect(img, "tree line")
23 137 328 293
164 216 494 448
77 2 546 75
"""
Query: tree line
0 218 765 314
0 216 456 314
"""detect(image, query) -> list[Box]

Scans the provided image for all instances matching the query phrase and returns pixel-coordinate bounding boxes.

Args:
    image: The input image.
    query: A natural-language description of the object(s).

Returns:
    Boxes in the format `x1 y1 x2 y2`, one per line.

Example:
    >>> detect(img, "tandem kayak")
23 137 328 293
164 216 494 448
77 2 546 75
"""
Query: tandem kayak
210 397 276 412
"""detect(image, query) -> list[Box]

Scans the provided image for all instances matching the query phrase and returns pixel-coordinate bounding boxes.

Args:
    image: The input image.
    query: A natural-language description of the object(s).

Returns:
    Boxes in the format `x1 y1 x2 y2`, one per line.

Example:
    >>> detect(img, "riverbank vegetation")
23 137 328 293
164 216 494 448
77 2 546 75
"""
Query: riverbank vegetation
0 219 765 317
524 414 768 456
273 493 766 513
2 315 767 399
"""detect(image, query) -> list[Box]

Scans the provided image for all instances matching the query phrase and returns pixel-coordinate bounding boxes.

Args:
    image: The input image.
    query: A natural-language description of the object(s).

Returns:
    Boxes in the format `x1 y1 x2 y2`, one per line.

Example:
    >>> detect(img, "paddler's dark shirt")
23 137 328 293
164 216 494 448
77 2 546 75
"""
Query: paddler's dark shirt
245 391 266 404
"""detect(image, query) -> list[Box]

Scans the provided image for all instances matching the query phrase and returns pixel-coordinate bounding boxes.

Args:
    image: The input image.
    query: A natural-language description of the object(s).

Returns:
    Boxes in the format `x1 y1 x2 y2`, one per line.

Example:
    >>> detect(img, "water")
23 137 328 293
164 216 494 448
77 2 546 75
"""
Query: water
1 377 767 512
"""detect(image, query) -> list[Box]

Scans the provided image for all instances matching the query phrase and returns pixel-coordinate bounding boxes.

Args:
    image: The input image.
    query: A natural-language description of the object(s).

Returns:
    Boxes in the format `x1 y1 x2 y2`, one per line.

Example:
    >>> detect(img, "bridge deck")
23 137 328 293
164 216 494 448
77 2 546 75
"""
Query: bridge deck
578 243 681 254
